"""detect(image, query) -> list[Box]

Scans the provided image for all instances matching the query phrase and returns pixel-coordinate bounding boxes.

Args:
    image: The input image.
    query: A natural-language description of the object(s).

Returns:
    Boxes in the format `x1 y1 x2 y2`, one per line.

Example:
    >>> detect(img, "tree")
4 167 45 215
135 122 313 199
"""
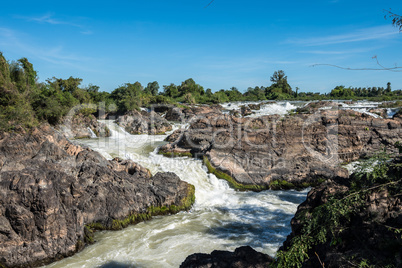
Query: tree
163 83 179 98
268 70 293 95
178 78 204 96
144 81 159 95
18 58 37 88
111 82 144 112
46 76 83 93
386 82 392 94
330 85 354 98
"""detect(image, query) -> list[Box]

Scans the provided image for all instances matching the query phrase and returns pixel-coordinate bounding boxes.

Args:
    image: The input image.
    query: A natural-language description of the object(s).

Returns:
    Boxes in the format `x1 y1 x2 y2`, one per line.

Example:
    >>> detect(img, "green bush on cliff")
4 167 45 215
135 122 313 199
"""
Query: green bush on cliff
275 151 402 268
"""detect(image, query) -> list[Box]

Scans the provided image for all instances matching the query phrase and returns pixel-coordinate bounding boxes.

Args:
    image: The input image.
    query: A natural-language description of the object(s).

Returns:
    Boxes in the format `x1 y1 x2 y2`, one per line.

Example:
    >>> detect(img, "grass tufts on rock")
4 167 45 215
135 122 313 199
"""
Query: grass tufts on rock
203 155 267 192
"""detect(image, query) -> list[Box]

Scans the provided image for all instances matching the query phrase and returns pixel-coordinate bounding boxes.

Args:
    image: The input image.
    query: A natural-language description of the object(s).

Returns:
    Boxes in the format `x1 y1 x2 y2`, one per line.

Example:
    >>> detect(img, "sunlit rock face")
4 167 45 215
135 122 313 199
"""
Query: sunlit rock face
0 125 193 267
161 108 402 189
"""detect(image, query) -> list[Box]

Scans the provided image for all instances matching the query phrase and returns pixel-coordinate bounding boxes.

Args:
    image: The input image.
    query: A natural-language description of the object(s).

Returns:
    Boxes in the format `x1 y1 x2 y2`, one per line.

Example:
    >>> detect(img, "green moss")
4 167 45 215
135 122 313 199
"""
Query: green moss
111 213 152 230
74 135 90 139
159 151 193 158
86 183 196 232
269 180 295 190
203 156 267 192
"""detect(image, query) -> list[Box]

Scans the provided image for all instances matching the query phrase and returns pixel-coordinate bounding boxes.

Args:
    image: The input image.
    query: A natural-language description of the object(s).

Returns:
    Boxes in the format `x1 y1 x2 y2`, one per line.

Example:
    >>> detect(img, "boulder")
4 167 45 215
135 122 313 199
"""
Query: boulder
117 110 172 135
180 246 274 268
57 114 111 139
0 125 195 267
161 109 402 190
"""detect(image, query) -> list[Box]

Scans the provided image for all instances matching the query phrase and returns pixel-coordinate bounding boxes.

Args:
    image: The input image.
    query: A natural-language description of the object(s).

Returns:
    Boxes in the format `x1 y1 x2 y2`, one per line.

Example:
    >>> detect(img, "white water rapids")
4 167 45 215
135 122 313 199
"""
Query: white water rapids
43 120 308 268
43 100 393 267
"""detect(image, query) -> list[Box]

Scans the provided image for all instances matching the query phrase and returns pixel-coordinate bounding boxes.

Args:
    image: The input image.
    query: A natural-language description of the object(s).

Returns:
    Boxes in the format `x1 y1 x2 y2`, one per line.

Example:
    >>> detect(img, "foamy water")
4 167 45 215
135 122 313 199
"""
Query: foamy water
43 120 308 268
221 101 298 117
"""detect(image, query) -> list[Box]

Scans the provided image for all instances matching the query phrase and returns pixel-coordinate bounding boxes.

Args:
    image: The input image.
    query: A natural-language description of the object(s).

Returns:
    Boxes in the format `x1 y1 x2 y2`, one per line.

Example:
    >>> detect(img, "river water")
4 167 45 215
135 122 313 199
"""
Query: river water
44 101 388 268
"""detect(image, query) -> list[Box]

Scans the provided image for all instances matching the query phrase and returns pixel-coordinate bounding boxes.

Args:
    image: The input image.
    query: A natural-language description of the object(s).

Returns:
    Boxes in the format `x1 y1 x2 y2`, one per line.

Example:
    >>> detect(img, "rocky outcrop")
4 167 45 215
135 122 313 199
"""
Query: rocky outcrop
165 105 223 122
279 158 402 267
0 125 195 267
160 109 402 190
295 101 341 114
117 110 172 135
180 246 274 268
57 113 111 139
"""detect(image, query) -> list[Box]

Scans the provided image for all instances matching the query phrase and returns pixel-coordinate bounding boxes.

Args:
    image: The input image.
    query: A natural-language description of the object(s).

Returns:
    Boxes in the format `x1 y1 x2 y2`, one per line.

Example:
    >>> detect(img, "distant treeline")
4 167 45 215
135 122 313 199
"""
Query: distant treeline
1 53 401 131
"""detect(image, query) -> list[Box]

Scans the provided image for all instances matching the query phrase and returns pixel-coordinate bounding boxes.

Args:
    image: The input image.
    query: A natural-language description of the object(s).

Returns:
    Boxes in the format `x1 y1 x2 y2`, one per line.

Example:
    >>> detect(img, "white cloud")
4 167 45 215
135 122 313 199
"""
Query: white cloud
15 13 92 35
287 26 398 46
0 27 92 69
300 47 377 55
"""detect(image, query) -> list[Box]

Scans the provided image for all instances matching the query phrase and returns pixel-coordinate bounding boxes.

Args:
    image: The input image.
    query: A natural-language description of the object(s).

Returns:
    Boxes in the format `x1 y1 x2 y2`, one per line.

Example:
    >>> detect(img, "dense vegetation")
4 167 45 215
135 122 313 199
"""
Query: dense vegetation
1 52 401 131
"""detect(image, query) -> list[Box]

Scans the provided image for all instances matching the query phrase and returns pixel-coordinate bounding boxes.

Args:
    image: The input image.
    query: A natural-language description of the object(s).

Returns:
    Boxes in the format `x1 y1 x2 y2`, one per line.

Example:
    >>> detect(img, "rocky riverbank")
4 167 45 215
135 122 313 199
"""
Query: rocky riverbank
0 125 195 267
277 155 402 267
161 105 402 190
57 113 111 139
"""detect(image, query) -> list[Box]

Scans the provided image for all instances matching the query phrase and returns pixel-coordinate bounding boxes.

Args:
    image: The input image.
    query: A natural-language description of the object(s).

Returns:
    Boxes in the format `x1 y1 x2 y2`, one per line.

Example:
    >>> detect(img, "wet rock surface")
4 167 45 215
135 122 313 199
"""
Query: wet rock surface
180 246 274 268
165 105 223 122
57 114 111 139
161 108 402 189
117 110 172 135
0 125 194 267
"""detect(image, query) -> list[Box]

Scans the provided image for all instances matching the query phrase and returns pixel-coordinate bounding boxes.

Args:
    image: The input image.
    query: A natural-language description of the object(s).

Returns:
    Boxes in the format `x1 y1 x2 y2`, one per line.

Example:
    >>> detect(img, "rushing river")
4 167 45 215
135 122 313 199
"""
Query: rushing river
44 100 388 268
43 120 307 268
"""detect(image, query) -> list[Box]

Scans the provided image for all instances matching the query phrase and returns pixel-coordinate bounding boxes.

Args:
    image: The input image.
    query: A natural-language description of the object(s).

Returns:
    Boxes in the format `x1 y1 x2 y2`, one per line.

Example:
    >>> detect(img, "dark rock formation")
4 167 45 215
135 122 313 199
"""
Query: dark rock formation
240 106 253 116
369 108 388 118
117 110 172 135
0 125 195 267
165 105 223 122
248 103 262 110
180 246 274 268
280 159 402 267
161 108 402 190
296 101 341 114
57 114 110 139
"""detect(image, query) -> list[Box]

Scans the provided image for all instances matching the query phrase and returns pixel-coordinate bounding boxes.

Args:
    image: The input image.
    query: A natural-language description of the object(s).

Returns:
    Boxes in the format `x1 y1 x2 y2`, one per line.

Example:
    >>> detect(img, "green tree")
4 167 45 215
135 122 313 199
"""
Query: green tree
46 76 83 93
144 81 159 95
330 85 354 98
265 70 293 99
18 57 37 88
111 82 144 112
163 83 179 98
270 70 292 95
178 78 205 97
386 82 392 94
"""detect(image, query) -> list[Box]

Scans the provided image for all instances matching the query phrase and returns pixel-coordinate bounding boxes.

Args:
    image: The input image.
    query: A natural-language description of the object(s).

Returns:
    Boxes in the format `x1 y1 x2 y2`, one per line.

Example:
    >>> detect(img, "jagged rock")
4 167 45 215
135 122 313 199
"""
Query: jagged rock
240 105 253 116
369 108 388 118
296 101 341 114
280 163 402 267
117 110 172 135
57 114 111 139
0 125 194 267
248 103 262 110
165 105 223 123
161 109 402 190
180 246 274 268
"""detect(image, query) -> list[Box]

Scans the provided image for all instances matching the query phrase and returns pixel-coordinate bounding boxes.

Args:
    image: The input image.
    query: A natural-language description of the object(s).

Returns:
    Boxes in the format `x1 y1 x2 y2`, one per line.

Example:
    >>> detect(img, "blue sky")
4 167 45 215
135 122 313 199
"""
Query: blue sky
0 0 401 93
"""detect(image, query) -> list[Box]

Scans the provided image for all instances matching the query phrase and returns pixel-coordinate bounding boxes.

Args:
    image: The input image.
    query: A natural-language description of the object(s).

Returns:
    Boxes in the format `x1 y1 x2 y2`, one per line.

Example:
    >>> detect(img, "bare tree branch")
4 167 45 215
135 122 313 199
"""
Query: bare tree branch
384 9 402 32
204 0 215 8
310 56 402 72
